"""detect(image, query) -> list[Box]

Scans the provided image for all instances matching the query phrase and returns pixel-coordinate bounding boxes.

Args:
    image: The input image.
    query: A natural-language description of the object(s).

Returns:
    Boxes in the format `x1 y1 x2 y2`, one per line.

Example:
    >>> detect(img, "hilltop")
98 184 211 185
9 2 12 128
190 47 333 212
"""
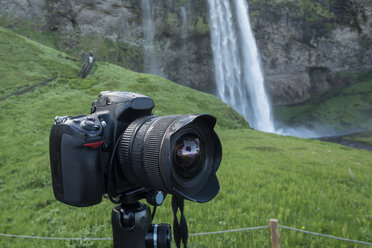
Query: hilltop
0 26 371 248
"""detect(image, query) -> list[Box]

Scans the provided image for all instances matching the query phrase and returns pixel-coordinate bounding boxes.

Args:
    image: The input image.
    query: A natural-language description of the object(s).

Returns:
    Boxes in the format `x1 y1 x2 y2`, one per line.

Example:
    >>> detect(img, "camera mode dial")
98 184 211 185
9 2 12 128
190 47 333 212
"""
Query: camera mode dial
54 116 68 124
80 117 101 132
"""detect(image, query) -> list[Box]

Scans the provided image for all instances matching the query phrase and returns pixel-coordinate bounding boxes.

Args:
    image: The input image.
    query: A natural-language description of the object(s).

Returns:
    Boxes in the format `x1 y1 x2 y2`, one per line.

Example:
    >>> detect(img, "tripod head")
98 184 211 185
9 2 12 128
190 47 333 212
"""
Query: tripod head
111 189 172 248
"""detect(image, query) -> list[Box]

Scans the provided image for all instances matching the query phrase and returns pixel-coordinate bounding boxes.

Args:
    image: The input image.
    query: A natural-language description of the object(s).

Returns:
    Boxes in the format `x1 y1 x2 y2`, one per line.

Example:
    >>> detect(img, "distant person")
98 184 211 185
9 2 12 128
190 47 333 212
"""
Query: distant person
88 50 94 64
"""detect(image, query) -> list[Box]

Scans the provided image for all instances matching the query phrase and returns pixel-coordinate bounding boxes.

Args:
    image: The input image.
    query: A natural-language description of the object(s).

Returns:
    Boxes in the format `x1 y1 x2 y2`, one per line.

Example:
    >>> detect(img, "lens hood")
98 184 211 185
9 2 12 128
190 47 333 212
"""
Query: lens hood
119 114 222 203
160 114 221 203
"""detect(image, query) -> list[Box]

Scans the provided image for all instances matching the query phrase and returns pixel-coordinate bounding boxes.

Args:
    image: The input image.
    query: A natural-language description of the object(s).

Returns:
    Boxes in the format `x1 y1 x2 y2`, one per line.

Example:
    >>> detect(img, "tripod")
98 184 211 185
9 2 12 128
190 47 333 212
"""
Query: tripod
111 189 172 248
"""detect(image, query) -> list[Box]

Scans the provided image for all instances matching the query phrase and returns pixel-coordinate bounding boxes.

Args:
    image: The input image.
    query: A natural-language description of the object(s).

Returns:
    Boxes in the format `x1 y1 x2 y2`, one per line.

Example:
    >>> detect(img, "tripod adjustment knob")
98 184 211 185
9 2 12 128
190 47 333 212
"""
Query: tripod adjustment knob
154 191 165 205
146 191 165 206
146 224 172 248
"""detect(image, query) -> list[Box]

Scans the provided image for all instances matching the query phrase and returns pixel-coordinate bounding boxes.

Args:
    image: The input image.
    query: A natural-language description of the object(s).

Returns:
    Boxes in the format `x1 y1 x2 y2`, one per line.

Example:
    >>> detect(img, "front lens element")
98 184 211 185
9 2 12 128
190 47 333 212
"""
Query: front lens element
173 135 205 179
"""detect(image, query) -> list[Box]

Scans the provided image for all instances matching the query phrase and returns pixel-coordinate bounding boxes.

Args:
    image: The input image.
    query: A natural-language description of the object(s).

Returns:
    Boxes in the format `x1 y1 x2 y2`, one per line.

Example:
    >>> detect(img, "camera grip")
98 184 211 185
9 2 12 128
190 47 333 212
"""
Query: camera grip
50 128 104 207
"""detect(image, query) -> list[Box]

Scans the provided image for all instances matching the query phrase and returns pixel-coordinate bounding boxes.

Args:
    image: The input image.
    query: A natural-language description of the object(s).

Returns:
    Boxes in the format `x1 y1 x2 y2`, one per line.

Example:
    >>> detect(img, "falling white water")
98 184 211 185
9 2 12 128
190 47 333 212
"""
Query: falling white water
180 6 188 39
208 0 275 132
179 6 189 84
141 0 160 75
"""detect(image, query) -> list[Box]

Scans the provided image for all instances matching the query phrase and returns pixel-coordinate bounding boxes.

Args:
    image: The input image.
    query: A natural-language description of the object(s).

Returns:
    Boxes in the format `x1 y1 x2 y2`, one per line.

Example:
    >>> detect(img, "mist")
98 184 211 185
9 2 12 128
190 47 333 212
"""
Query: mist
274 122 363 139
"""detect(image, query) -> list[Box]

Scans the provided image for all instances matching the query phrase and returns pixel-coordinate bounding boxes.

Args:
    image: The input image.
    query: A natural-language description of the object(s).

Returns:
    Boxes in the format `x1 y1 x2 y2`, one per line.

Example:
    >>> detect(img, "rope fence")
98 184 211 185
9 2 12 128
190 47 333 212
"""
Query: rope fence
189 225 270 236
1 219 371 246
278 225 372 246
0 234 111 241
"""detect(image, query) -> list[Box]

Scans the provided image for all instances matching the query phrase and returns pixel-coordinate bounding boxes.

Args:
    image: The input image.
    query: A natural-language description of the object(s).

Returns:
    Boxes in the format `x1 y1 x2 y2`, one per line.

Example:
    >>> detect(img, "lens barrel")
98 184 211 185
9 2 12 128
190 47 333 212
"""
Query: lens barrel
119 114 221 203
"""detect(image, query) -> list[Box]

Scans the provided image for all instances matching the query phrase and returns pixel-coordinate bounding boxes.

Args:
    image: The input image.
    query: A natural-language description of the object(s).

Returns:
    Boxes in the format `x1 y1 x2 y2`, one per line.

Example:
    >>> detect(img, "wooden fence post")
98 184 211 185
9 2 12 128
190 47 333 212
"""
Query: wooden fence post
270 219 281 248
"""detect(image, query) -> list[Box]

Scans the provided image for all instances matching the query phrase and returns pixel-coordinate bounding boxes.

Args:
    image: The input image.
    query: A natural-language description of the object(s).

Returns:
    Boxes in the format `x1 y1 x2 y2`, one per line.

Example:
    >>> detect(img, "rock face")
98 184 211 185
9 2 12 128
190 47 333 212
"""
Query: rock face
0 0 371 105
251 0 372 105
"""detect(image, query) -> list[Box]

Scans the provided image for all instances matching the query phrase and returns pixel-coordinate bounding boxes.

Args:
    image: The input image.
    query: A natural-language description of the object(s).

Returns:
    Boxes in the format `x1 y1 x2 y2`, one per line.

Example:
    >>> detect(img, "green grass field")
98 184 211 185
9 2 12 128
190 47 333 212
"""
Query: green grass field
0 26 371 248
274 71 372 136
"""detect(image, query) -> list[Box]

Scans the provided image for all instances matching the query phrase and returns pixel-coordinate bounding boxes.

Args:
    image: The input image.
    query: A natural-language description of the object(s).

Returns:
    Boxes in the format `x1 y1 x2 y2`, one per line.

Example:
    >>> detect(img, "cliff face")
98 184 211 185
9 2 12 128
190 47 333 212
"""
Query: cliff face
250 0 372 105
0 0 371 105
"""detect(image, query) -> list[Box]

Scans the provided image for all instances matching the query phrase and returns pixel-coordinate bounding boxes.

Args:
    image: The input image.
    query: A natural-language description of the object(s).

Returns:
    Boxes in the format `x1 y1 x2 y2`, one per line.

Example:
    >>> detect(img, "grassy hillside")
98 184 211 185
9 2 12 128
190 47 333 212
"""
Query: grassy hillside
0 26 371 248
0 26 77 99
0 15 143 72
274 71 372 143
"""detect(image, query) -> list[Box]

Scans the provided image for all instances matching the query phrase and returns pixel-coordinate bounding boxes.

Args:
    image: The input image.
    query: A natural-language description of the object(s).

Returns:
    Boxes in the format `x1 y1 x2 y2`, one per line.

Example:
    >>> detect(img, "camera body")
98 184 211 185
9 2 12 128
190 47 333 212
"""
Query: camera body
50 91 154 206
49 91 222 248
50 91 222 208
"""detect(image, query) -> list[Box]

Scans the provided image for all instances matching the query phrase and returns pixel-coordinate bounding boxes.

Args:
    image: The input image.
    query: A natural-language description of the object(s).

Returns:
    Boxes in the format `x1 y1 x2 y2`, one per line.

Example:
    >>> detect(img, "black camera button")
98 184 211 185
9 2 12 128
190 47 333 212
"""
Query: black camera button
102 142 110 152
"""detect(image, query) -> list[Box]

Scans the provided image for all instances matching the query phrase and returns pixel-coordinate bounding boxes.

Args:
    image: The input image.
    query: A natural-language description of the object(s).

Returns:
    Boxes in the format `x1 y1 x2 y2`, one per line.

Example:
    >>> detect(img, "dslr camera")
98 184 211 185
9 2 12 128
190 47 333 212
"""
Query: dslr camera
49 91 222 247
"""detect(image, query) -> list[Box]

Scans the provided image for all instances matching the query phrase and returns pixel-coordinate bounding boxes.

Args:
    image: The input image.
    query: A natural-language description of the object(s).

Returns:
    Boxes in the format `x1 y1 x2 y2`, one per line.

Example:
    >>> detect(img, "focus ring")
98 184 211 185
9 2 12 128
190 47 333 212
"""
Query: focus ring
142 116 178 191
119 115 154 186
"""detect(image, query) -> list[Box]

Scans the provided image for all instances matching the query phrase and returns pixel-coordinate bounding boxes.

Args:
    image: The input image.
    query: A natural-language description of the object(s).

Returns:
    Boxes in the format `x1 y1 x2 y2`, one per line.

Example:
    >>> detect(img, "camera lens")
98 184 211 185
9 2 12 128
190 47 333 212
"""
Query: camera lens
119 114 221 203
173 135 205 179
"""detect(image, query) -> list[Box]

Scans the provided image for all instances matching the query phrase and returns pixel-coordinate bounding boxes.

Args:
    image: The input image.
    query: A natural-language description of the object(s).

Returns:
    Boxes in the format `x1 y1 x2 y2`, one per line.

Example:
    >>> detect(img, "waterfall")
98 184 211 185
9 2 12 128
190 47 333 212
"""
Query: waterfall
179 6 189 85
141 0 160 75
208 0 275 133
